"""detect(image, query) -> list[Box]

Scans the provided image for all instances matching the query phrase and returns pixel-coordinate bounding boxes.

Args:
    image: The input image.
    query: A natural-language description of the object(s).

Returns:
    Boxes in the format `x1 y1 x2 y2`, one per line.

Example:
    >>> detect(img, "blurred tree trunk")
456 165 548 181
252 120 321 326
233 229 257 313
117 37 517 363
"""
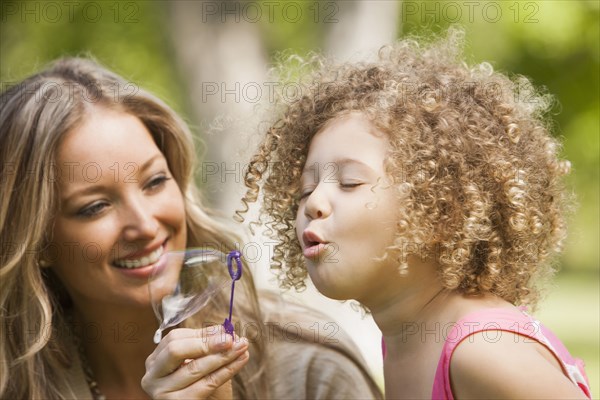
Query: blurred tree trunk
167 0 268 214
166 0 399 213
325 0 400 62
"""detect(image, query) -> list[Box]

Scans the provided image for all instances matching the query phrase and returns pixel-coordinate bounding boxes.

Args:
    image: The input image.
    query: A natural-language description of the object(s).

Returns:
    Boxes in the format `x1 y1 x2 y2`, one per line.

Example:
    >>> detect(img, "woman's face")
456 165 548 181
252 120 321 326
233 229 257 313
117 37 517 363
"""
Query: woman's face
47 107 187 310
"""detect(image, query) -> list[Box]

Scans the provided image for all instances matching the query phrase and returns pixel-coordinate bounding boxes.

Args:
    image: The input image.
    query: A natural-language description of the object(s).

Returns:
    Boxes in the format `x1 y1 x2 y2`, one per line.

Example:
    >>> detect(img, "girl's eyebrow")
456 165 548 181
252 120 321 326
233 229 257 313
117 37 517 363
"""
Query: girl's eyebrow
301 158 371 174
302 163 317 174
335 158 371 169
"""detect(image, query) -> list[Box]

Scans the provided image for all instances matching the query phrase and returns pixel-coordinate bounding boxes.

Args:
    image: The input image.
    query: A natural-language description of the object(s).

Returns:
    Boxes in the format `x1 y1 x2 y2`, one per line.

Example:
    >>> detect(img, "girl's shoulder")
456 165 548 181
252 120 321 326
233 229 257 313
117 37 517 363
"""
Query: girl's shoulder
432 307 591 399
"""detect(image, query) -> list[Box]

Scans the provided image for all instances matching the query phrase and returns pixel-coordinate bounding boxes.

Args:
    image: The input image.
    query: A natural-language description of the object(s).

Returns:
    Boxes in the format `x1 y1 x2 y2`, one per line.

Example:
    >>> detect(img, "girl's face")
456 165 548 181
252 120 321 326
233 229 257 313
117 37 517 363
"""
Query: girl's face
296 112 401 302
47 107 187 310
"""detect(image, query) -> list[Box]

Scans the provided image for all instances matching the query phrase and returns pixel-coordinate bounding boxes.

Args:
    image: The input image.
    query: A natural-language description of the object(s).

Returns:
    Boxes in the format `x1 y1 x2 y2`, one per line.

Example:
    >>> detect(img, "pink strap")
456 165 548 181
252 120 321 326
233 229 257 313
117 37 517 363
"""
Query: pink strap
431 308 591 399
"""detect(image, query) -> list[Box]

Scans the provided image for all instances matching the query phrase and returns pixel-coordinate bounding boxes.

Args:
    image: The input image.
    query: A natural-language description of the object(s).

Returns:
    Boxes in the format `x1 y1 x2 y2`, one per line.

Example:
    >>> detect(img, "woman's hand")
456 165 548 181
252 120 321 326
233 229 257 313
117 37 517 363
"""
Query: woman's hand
142 325 249 399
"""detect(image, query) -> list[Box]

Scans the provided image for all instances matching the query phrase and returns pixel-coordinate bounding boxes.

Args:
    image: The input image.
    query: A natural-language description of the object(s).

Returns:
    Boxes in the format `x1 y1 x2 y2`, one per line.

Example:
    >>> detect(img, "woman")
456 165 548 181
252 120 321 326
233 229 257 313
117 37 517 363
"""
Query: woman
0 58 381 399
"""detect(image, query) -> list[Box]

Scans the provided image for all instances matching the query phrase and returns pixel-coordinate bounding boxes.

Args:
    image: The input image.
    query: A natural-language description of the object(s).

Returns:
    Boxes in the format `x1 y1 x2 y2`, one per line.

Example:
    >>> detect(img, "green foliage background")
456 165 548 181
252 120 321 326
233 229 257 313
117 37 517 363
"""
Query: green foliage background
1 0 598 393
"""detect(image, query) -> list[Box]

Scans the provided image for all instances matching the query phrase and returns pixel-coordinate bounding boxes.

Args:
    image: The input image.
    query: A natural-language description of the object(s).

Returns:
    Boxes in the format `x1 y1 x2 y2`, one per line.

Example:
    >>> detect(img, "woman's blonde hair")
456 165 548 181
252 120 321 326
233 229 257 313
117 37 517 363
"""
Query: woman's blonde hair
0 58 268 398
240 28 573 308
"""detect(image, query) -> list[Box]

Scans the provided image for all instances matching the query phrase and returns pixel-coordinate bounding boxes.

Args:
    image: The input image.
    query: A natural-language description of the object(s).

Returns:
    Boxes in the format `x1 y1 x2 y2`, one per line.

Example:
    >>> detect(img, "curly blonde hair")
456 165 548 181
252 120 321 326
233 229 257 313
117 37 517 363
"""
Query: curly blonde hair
240 28 573 307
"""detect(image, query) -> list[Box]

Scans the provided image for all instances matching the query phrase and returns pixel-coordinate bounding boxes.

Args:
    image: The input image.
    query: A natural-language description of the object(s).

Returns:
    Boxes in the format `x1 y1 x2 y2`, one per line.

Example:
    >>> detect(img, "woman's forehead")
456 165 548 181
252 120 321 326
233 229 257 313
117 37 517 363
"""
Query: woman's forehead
58 109 156 160
55 108 164 185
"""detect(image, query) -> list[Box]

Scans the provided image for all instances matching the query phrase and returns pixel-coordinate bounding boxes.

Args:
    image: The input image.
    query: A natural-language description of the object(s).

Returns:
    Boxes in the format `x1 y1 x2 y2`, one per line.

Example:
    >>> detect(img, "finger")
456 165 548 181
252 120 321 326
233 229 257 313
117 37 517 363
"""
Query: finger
154 326 226 356
209 380 233 400
176 350 250 399
151 333 239 377
157 340 249 391
146 326 230 373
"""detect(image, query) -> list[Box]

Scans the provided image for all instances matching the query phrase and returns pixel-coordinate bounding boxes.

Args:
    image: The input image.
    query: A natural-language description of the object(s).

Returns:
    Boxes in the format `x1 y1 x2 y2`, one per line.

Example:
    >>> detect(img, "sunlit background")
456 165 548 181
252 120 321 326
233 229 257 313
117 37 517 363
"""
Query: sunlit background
2 0 598 393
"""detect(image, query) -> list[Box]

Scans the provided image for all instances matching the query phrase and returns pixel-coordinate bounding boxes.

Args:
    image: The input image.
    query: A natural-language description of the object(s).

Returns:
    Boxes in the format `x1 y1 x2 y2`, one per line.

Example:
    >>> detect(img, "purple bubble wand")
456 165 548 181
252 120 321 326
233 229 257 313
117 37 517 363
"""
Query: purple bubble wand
223 250 242 336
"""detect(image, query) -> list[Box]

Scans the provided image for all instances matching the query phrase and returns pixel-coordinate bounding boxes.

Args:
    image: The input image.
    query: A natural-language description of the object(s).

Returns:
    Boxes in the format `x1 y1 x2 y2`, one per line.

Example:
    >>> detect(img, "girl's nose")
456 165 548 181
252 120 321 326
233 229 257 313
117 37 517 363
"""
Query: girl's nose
304 185 332 220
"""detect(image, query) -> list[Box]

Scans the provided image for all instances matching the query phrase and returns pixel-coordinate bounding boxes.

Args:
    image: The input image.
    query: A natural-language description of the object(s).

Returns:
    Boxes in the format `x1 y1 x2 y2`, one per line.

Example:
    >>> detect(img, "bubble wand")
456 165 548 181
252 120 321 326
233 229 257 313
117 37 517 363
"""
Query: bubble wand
223 250 242 335
149 249 243 343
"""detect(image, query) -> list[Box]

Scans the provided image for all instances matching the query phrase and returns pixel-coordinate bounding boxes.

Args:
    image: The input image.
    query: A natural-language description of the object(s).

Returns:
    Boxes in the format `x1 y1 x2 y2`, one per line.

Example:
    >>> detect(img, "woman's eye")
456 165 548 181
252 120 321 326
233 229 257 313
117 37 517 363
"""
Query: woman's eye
146 175 171 191
78 202 108 218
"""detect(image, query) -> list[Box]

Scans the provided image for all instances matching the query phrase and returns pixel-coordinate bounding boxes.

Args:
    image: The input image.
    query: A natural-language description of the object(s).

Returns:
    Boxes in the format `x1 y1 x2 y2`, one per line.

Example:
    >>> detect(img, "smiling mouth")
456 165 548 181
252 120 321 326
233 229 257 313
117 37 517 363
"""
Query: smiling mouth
114 245 164 269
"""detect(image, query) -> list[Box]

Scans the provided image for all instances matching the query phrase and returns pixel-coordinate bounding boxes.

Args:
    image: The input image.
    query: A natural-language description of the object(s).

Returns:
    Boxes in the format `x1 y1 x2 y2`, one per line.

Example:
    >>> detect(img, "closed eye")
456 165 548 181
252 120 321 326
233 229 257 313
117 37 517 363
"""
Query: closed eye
300 190 313 200
340 183 363 189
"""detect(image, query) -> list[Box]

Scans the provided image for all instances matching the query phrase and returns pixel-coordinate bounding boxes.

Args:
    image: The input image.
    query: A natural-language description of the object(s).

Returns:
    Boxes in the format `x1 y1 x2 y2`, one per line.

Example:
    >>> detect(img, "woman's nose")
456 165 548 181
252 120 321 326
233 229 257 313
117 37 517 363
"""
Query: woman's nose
121 199 159 241
303 185 332 220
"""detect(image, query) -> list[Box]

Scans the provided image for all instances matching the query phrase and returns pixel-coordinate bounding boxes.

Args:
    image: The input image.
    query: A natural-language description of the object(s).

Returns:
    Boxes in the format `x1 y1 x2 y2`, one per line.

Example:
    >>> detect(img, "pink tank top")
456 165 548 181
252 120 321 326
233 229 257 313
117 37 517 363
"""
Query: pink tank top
381 308 591 399
430 307 591 399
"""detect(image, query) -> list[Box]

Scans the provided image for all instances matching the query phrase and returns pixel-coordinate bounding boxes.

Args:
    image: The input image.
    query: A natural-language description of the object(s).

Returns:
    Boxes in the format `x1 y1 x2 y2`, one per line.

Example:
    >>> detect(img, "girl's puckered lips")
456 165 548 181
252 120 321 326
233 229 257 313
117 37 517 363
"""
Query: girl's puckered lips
302 230 330 259
302 230 326 248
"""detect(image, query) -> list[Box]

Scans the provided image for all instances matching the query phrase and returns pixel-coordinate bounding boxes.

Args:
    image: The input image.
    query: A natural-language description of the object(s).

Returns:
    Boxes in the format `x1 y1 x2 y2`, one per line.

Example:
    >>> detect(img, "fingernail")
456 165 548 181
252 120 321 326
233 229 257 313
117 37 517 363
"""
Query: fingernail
233 337 248 351
215 334 232 350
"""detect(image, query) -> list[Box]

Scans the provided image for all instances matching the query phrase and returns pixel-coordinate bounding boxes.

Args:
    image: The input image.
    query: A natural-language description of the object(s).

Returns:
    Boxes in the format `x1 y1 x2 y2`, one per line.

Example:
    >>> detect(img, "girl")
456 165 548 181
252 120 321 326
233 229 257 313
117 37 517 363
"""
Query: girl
240 29 592 399
0 58 381 399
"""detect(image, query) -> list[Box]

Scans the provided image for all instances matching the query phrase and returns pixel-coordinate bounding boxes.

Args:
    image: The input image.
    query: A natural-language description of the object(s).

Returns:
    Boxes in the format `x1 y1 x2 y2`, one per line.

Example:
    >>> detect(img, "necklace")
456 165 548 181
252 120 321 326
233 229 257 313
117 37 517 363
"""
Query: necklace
76 337 107 400
68 315 106 400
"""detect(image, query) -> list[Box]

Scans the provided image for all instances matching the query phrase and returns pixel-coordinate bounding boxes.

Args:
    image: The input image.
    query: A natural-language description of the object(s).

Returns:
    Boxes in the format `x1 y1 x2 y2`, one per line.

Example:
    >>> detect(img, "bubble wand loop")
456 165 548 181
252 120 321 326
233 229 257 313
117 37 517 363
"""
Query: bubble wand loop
223 250 242 335
149 249 244 344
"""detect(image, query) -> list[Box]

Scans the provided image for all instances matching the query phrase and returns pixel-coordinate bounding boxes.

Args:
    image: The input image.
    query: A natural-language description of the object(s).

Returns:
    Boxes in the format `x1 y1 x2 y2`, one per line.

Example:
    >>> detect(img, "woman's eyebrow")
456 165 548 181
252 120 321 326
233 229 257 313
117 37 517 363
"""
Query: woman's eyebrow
62 153 164 204
62 183 110 205
139 153 163 172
